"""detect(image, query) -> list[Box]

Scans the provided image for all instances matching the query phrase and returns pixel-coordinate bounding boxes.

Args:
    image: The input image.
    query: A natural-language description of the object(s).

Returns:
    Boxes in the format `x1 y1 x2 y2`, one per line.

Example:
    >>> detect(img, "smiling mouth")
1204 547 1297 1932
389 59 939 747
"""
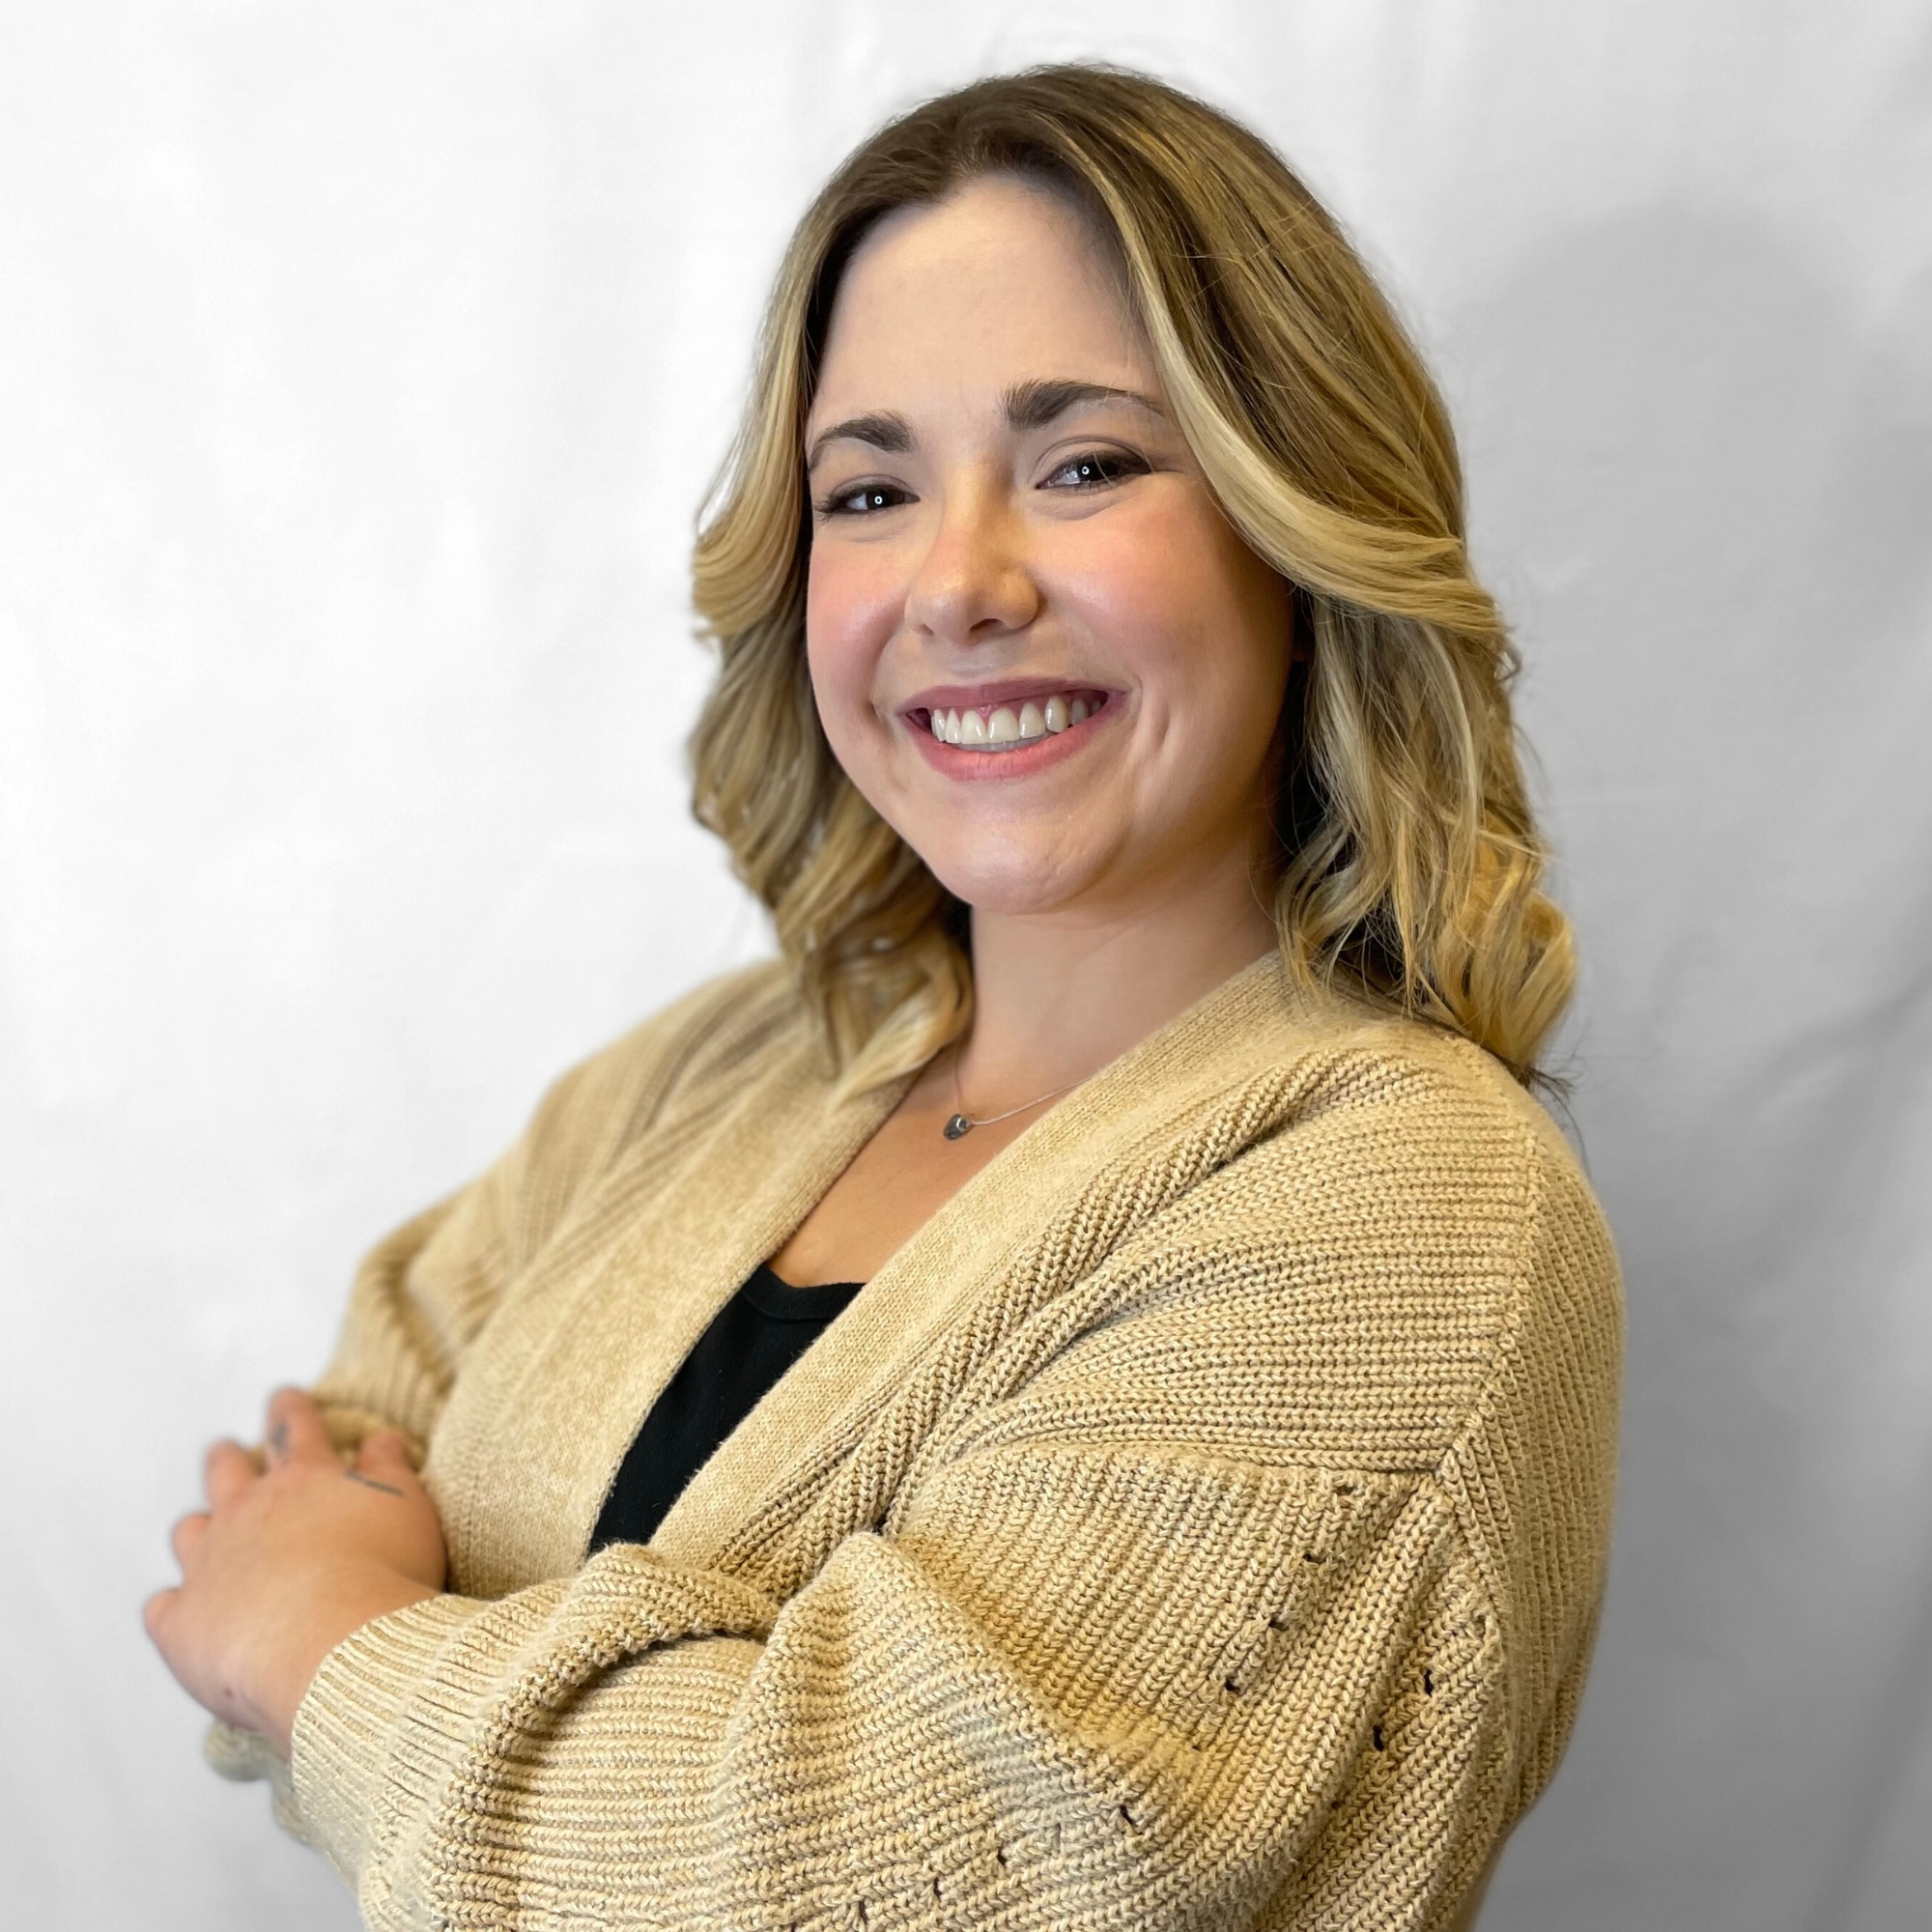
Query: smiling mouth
912 688 1111 750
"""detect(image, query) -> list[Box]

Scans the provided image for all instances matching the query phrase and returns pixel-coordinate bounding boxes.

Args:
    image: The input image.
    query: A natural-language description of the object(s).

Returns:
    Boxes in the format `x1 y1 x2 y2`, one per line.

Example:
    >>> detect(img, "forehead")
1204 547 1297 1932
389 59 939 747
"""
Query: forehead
810 174 1154 424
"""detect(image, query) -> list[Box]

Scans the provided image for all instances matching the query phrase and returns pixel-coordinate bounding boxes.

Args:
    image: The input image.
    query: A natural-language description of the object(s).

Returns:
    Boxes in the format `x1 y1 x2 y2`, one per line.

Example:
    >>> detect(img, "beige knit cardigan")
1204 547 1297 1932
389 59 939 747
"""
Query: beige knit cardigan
209 948 1622 1930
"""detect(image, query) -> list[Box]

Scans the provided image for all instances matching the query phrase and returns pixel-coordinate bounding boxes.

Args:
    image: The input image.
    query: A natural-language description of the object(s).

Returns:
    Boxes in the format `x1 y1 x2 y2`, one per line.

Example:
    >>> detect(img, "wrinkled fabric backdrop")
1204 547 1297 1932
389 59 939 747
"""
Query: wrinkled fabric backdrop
2 4 1927 1928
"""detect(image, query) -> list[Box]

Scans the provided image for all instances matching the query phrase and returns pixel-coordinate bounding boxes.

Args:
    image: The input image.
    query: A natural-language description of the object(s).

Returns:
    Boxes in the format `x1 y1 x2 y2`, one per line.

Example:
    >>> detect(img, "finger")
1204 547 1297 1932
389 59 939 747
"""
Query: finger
355 1428 417 1483
263 1385 331 1466
142 1586 176 1643
170 1511 211 1571
204 1438 258 1509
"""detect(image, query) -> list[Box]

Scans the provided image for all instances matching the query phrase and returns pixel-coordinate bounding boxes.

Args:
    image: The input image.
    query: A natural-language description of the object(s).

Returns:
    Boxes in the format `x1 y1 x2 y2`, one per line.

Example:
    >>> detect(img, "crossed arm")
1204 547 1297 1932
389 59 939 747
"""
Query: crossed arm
140 1018 1610 1928
148 1387 1517 1930
144 1014 665 1760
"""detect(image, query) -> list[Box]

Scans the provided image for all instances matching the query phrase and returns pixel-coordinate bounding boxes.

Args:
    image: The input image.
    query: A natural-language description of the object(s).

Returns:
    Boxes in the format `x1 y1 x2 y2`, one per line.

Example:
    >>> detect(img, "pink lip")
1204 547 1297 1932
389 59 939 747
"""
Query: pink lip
903 688 1120 782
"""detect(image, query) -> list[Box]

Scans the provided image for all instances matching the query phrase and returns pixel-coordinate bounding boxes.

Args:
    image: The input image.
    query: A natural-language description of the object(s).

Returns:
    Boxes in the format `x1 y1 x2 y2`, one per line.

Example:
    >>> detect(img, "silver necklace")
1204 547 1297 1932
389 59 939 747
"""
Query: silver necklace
942 1048 1083 1141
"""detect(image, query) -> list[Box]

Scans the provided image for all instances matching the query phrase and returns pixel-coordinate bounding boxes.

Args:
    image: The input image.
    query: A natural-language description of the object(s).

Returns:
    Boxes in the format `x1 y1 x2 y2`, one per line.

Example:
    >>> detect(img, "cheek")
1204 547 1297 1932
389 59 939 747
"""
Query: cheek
805 542 902 724
1062 500 1292 724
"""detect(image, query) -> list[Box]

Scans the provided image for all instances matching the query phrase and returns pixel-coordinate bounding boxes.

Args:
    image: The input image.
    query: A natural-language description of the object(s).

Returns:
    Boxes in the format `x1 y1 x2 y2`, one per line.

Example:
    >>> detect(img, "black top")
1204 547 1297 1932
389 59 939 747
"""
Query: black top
587 1262 865 1553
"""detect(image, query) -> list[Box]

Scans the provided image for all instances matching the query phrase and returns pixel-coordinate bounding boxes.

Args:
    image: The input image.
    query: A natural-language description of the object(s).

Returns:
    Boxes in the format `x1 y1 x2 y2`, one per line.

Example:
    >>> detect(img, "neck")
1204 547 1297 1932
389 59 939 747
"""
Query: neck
955 836 1279 1110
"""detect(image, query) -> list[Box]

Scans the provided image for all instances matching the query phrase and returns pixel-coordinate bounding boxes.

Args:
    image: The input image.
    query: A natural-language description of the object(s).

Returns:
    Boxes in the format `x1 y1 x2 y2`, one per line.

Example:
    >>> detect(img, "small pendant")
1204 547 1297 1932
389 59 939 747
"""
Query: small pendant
942 1113 975 1141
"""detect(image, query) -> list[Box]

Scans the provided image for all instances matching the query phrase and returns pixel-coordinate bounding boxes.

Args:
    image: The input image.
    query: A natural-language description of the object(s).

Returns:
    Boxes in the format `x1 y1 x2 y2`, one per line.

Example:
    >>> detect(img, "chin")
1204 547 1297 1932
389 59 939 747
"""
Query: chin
919 839 1102 920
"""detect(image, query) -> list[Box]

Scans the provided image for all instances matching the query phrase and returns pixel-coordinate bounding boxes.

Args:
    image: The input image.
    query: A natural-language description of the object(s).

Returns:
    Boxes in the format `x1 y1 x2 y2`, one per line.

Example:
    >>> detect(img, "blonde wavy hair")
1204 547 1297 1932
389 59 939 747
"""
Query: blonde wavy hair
689 63 1575 1095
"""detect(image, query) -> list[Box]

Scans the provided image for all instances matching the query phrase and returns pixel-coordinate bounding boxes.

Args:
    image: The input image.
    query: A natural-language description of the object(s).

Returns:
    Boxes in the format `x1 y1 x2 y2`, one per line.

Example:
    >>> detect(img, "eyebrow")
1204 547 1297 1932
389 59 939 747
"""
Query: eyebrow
805 410 914 472
805 379 1165 471
1004 378 1166 430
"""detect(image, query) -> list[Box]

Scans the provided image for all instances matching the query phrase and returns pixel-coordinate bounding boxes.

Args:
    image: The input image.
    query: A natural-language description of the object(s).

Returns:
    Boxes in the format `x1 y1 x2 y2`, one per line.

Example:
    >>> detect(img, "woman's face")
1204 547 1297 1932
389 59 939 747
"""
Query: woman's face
804 173 1293 924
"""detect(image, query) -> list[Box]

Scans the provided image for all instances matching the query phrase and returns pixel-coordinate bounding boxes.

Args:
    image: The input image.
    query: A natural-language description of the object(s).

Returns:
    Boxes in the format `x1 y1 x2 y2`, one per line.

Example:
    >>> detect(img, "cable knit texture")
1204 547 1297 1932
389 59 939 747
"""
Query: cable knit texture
207 950 1622 1930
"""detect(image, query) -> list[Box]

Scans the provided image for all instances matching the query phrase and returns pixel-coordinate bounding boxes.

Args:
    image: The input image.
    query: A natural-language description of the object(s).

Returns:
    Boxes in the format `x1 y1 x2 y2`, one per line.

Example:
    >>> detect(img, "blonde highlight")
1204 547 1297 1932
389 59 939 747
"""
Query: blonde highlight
689 63 1574 1095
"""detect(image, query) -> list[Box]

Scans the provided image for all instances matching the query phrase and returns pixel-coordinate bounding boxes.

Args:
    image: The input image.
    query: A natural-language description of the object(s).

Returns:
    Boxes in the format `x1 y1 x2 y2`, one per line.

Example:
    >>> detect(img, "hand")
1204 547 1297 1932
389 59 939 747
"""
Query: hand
144 1387 447 1759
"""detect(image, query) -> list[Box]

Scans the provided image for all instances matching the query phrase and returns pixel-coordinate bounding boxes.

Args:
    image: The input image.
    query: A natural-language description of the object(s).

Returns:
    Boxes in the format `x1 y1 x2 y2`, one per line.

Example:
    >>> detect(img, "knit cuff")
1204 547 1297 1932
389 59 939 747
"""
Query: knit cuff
287 1590 503 1887
287 1551 786 1908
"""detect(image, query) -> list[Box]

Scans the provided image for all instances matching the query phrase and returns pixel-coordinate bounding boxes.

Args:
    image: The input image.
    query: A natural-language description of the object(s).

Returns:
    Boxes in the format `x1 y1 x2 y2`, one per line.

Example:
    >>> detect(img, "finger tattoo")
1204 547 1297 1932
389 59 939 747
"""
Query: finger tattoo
343 1469 406 1498
269 1421 291 1460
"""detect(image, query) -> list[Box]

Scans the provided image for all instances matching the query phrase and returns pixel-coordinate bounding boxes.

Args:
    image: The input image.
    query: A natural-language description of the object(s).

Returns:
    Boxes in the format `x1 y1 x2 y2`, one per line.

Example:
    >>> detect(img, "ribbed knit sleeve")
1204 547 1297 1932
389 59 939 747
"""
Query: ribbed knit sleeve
294 1451 1501 1930
283 1056 1620 1932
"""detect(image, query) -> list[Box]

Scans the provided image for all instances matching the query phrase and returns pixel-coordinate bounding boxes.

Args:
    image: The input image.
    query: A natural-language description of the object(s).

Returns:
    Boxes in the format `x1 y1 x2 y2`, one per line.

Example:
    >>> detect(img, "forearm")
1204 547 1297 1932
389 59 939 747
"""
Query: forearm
286 1459 1512 1930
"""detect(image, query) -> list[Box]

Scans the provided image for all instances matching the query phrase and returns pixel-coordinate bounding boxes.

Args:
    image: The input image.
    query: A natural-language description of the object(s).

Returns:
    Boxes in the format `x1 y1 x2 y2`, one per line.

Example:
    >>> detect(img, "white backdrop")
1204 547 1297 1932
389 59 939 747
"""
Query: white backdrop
3 5 1928 1928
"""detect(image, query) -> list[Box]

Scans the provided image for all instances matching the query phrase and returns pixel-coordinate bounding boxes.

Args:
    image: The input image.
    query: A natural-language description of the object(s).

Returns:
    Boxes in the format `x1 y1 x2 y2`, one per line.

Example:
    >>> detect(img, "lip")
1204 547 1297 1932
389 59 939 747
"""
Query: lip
903 686 1121 782
899 675 1116 718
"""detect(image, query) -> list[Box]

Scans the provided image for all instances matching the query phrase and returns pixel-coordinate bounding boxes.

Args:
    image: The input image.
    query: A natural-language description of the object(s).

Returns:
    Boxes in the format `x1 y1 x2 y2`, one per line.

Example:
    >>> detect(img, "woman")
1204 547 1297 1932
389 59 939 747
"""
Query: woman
146 64 1621 1930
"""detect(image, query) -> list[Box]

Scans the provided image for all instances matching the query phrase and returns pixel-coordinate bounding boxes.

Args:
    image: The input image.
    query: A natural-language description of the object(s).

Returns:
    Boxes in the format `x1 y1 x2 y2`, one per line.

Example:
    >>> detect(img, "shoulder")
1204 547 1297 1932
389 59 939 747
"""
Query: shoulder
1283 1015 1625 1408
1117 1002 1622 1736
1209 1006 1624 1659
1190 996 1617 1293
578 954 811 1107
1118 998 1622 1481
506 955 814 1191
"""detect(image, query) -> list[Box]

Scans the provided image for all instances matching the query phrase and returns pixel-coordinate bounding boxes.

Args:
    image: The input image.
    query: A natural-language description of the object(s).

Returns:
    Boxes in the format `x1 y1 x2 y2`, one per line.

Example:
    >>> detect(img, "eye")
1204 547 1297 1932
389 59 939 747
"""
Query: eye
815 480 915 518
1040 448 1149 491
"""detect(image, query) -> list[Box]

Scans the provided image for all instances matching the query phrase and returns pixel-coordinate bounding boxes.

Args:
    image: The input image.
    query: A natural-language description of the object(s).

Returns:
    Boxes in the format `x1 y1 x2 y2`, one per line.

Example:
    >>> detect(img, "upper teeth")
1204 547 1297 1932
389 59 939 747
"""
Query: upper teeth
927 693 1095 746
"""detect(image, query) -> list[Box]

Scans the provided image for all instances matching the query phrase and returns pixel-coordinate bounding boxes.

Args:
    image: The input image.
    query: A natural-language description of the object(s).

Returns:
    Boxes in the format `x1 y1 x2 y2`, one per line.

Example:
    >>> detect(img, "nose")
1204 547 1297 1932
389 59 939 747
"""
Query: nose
903 485 1040 643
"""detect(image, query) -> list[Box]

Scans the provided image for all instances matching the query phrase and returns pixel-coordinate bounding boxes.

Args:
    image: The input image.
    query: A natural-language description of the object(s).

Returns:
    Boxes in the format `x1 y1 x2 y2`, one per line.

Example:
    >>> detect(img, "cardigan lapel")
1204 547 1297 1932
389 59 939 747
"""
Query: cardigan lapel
648 947 1319 1575
425 1038 912 1596
428 947 1322 1598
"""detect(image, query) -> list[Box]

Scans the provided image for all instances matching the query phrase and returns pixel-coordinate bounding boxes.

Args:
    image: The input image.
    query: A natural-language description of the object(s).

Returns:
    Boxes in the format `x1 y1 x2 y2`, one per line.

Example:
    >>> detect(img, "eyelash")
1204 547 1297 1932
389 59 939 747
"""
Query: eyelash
812 447 1150 519
1041 449 1149 491
817 482 913 518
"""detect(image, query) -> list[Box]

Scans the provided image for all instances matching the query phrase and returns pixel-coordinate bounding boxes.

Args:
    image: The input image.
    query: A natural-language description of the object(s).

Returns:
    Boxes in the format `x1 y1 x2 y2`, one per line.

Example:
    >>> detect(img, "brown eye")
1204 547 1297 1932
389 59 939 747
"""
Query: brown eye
1041 450 1147 491
818 481 913 518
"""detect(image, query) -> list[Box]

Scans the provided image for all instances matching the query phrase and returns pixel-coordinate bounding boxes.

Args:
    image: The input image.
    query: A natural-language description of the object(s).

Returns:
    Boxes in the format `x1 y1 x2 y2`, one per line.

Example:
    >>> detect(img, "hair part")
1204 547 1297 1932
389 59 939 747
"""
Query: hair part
688 62 1575 1095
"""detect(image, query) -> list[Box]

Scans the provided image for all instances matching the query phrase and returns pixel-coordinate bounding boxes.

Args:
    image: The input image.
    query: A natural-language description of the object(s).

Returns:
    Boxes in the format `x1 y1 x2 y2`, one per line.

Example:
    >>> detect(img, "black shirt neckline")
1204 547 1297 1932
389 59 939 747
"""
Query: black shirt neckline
587 1259 868 1554
739 1261 866 1321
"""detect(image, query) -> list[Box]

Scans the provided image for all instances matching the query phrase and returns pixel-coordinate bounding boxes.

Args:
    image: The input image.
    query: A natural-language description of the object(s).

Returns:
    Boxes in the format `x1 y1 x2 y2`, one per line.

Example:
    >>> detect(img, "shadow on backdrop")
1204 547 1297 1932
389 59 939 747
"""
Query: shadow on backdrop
1445 209 1932 1932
